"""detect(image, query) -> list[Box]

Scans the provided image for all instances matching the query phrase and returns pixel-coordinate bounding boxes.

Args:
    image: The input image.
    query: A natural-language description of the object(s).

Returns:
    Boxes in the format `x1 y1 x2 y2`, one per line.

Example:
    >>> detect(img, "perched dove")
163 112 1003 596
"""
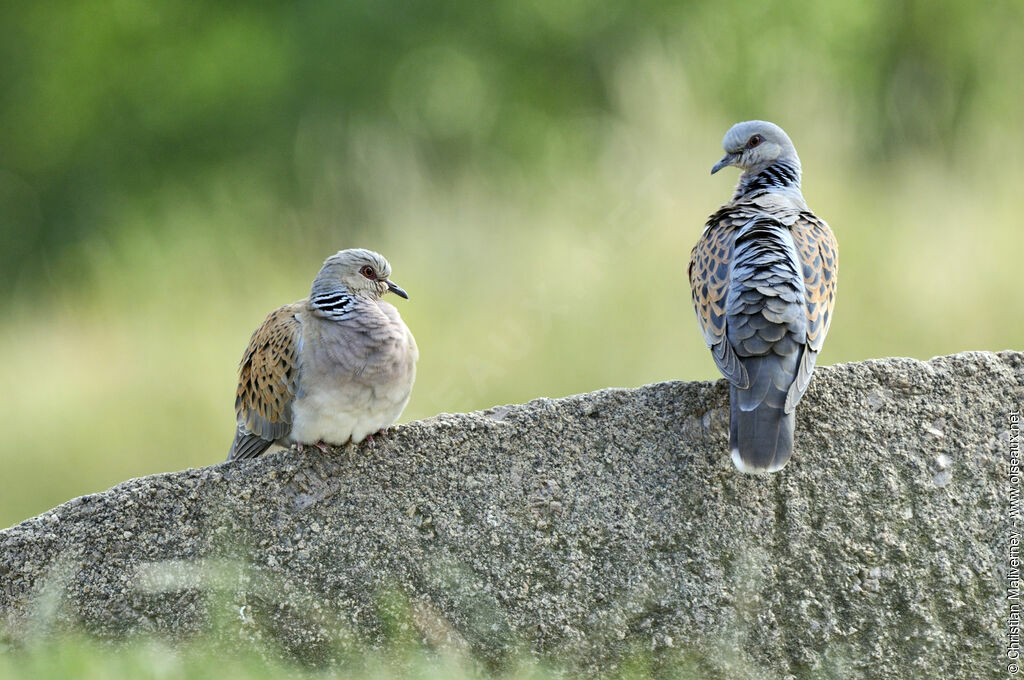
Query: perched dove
689 121 837 473
228 248 418 461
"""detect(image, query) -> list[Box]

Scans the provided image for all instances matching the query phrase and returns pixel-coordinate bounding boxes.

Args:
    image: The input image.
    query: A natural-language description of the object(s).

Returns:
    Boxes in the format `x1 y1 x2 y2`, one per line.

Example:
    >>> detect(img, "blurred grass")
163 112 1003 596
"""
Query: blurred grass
0 576 763 680
0 576 717 679
0 634 549 680
1 2 1022 531
0 634 711 680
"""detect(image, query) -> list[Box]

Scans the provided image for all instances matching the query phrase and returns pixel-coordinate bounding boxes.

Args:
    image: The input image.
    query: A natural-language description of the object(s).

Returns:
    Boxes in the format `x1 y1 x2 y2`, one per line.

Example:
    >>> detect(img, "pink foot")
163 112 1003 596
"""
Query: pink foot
291 441 332 454
367 428 391 448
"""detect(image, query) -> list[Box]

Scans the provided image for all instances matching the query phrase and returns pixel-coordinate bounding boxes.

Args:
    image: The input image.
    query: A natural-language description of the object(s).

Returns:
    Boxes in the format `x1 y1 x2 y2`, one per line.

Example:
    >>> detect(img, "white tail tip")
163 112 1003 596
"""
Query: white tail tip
731 447 787 475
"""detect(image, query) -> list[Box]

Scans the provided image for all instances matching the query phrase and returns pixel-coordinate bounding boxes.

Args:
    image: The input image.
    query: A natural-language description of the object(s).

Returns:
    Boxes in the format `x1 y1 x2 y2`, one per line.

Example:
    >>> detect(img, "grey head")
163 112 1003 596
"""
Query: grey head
311 248 408 301
711 120 801 178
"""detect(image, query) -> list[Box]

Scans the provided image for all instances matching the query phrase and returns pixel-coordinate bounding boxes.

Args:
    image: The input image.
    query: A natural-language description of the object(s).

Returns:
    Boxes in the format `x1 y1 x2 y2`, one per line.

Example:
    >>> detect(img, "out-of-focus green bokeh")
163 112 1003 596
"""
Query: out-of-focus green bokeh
1 0 1021 528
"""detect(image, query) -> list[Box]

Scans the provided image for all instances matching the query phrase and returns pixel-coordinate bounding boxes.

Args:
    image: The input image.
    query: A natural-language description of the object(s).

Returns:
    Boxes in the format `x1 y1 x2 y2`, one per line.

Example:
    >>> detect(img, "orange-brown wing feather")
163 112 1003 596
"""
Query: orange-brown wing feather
234 302 303 441
689 206 755 387
792 212 838 351
689 208 738 347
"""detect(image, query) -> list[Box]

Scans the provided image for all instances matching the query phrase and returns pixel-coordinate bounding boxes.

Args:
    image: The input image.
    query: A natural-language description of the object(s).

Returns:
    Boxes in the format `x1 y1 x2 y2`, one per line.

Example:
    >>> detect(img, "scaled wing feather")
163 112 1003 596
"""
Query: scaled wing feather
783 212 838 411
234 303 303 443
791 212 838 352
689 206 762 389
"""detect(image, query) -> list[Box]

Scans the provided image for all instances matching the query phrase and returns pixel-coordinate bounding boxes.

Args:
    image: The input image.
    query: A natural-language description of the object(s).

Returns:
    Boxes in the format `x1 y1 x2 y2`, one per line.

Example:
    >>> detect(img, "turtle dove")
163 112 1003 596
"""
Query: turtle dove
689 121 838 473
228 248 418 461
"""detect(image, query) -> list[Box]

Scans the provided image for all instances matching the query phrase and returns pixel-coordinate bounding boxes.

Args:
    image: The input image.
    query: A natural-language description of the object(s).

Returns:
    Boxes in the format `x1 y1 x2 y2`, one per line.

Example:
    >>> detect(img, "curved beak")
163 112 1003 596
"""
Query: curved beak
711 152 739 175
386 280 409 299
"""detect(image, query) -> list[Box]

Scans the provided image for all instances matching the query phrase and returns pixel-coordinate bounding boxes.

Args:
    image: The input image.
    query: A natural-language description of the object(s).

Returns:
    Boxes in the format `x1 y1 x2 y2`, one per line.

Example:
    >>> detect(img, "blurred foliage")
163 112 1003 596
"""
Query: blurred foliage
1 0 1023 526
0 626 711 680
2 0 1022 287
0 577 749 679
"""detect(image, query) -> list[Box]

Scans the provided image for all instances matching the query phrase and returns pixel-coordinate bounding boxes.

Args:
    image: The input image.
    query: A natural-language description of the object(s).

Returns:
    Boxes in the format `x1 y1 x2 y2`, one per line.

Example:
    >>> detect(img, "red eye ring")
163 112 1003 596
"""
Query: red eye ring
747 135 763 148
360 266 375 279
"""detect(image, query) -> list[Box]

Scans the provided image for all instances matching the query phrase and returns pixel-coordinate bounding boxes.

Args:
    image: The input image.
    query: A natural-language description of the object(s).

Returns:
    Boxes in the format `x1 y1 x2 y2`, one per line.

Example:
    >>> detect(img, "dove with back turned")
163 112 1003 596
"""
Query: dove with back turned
689 121 837 473
228 248 418 461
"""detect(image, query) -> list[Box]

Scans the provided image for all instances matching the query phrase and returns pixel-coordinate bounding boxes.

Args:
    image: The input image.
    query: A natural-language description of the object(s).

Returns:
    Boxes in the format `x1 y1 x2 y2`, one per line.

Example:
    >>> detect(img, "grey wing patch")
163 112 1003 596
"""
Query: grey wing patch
229 427 275 461
711 337 749 388
784 347 818 413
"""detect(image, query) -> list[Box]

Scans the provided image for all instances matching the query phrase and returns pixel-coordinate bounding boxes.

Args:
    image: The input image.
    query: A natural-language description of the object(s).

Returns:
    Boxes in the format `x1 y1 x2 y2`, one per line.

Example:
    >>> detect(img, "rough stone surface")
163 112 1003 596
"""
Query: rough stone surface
1 351 1021 677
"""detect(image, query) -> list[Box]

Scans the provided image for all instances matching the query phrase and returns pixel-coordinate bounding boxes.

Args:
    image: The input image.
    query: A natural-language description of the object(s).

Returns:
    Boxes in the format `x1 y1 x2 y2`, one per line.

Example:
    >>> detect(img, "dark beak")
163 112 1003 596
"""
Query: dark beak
711 152 739 175
386 280 408 299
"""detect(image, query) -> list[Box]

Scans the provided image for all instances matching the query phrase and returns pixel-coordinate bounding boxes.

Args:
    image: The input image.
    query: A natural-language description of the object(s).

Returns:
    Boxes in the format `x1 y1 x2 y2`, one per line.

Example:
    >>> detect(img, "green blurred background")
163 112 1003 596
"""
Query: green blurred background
1 0 1021 529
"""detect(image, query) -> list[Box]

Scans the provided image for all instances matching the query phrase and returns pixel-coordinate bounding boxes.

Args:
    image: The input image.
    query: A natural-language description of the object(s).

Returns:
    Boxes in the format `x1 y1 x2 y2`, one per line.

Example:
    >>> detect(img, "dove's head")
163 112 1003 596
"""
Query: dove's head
314 248 408 300
711 120 800 176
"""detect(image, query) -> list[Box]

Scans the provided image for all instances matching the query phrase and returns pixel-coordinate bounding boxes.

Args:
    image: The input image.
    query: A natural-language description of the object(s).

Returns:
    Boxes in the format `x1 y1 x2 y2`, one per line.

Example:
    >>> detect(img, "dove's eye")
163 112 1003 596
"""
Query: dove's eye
360 266 376 279
747 135 763 148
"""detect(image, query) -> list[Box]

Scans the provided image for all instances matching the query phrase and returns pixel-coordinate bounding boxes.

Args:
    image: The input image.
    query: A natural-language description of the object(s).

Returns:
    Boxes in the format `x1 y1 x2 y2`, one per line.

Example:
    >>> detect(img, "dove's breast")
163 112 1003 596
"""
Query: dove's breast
290 303 417 446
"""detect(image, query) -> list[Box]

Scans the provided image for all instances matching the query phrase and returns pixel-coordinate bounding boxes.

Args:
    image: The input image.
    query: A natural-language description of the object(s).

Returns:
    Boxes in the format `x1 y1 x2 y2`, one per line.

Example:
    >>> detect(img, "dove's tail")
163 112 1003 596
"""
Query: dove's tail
728 354 796 474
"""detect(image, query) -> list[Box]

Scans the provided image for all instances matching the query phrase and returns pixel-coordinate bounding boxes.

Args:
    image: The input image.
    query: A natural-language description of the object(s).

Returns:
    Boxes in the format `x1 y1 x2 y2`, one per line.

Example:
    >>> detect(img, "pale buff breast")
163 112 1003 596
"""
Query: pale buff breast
289 301 417 446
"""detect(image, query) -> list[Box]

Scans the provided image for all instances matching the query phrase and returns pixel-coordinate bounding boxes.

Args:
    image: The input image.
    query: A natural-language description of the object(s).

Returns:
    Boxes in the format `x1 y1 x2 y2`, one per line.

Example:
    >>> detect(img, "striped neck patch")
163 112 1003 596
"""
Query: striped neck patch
737 160 801 198
311 290 356 320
